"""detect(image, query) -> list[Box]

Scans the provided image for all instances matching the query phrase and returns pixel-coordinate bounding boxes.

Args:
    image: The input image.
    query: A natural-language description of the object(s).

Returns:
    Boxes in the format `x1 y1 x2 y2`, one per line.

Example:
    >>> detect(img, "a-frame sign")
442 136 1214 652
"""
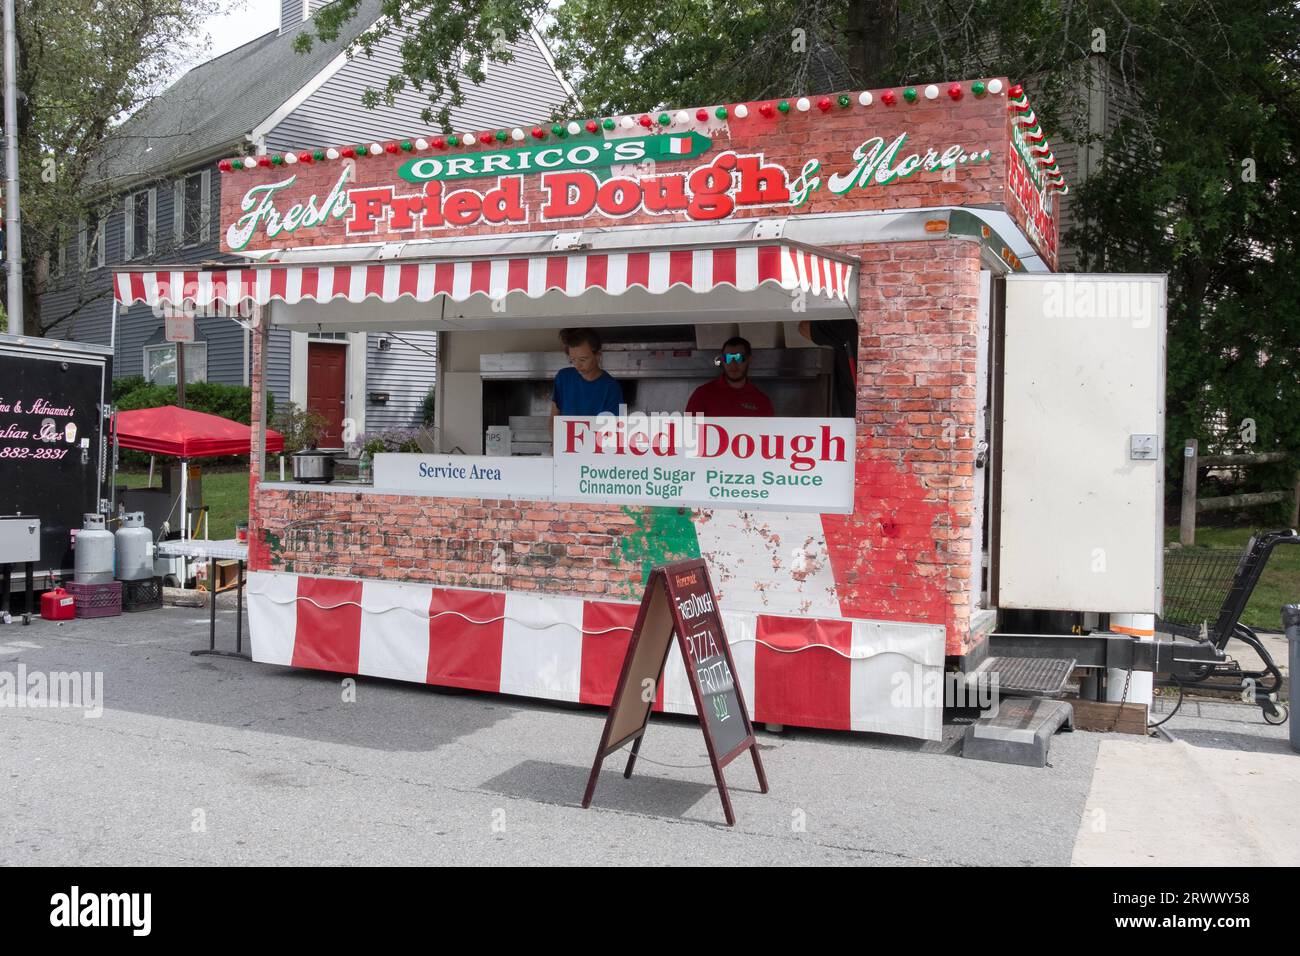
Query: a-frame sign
581 558 768 825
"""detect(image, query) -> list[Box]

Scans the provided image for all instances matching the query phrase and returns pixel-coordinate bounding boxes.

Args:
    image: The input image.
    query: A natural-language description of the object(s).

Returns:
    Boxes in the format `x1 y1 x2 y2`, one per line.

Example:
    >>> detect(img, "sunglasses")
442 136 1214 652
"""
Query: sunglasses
720 352 748 365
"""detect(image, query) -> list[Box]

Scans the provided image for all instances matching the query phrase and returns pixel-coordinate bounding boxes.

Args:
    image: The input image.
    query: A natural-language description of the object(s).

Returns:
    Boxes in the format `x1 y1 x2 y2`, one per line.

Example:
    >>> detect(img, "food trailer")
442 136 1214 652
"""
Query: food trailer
111 79 1166 740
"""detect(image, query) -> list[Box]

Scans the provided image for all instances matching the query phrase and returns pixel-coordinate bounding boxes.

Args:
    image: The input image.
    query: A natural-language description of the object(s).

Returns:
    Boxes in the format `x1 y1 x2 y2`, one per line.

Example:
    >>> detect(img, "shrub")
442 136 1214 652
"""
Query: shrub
112 375 148 402
112 379 273 424
359 428 422 457
271 403 329 455
421 387 437 427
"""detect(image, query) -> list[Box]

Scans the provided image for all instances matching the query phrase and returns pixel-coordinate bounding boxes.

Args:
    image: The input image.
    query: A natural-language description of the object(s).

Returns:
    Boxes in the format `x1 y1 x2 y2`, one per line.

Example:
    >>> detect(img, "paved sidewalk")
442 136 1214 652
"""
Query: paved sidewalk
1073 696 1298 866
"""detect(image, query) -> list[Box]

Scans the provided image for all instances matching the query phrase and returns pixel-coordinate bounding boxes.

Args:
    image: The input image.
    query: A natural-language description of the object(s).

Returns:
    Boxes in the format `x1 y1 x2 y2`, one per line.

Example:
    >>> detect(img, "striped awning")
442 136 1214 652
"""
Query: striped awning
113 242 855 310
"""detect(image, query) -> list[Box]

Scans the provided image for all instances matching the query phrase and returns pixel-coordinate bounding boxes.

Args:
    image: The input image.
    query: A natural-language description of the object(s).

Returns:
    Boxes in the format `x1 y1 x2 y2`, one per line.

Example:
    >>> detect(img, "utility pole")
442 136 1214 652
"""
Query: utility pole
3 0 22 335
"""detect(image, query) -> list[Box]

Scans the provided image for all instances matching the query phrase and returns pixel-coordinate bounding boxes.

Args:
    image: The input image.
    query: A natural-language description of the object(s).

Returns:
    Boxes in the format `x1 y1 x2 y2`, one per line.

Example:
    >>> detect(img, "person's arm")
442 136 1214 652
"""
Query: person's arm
797 320 812 342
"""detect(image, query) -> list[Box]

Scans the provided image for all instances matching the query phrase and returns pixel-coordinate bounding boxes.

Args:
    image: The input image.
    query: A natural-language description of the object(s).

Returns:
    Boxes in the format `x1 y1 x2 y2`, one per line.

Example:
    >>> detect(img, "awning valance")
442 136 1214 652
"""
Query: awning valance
113 242 856 311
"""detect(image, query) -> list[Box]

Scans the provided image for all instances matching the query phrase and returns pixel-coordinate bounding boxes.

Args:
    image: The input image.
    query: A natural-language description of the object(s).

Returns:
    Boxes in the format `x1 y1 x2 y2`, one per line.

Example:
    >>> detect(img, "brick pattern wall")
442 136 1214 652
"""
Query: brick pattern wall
825 238 982 654
247 237 984 654
249 490 659 596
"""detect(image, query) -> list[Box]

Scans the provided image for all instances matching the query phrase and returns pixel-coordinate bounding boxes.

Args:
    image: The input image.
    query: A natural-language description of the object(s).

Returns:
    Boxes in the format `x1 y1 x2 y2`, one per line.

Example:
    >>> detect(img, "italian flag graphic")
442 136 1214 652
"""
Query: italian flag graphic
666 136 692 155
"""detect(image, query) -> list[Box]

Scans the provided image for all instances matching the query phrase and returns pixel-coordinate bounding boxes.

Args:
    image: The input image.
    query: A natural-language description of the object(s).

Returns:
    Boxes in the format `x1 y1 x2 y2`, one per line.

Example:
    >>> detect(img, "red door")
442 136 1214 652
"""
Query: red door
306 342 347 448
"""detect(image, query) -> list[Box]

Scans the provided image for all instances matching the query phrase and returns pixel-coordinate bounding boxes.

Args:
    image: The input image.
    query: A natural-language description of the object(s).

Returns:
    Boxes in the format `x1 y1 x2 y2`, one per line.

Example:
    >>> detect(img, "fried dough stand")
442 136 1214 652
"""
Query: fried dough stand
109 79 1167 740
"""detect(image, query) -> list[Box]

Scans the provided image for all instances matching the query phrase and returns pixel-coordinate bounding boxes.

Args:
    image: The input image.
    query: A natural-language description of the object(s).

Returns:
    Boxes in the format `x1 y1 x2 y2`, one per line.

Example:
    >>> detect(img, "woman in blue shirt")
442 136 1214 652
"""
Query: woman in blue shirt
550 328 624 419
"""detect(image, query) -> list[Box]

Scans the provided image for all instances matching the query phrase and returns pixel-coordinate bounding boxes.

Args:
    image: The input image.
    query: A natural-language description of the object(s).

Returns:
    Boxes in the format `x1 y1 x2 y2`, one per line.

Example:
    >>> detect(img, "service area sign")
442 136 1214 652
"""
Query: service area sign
373 453 552 500
552 415 856 513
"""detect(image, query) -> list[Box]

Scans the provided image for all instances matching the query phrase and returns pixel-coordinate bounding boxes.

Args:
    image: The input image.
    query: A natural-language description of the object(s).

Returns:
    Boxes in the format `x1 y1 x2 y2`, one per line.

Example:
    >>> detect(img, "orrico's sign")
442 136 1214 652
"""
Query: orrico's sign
552 414 856 512
224 130 996 251
221 83 1061 269
370 416 856 513
397 132 713 183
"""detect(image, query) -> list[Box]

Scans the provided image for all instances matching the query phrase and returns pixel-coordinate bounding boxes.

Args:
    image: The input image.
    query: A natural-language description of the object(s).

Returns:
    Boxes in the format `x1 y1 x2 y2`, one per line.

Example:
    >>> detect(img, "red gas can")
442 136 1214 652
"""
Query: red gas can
41 587 76 621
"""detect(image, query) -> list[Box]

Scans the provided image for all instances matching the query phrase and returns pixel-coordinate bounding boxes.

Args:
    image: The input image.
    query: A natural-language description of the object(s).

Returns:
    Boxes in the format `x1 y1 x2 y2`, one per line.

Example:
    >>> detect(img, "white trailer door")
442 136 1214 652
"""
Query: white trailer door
997 274 1166 613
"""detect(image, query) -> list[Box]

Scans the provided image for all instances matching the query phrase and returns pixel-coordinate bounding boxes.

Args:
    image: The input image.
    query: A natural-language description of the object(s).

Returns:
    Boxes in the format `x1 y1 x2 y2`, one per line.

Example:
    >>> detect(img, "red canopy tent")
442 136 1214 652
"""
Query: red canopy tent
114 405 283 457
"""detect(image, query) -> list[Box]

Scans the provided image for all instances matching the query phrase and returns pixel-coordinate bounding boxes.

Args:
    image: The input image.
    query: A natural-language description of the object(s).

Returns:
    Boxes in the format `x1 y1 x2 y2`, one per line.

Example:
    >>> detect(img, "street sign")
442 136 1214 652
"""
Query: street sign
164 312 194 343
581 558 767 825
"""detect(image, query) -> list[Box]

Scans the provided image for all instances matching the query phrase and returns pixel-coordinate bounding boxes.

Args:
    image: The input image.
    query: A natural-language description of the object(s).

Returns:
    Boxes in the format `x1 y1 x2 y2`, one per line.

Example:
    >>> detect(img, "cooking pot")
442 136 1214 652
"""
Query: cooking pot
292 449 336 483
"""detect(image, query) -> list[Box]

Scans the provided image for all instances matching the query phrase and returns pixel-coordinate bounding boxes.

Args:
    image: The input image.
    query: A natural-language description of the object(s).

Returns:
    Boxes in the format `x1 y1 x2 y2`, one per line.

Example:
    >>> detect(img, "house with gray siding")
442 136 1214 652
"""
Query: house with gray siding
42 0 572 446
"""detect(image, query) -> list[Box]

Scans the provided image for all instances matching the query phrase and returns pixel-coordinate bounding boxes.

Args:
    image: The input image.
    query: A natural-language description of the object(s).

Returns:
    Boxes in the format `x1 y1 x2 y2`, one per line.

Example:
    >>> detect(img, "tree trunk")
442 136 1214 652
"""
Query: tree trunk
844 0 899 88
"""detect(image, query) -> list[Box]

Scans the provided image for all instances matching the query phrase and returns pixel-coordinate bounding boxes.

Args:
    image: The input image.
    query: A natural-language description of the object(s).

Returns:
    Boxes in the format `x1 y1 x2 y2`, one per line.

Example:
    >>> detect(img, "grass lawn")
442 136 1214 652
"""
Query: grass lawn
116 468 249 541
1164 525 1300 632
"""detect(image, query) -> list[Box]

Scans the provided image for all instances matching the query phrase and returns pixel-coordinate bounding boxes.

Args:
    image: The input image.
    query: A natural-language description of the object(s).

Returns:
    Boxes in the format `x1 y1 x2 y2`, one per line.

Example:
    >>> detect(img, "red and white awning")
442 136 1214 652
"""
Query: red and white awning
114 242 855 310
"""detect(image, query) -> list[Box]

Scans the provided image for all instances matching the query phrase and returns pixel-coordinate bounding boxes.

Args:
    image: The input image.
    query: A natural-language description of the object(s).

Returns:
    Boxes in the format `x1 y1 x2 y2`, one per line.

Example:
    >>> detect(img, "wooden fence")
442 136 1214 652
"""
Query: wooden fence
1179 439 1300 545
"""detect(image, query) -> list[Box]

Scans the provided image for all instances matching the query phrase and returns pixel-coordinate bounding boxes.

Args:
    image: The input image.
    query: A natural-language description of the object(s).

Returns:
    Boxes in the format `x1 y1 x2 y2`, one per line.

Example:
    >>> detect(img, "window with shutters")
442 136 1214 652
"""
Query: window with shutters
79 209 106 271
125 188 156 260
175 170 211 247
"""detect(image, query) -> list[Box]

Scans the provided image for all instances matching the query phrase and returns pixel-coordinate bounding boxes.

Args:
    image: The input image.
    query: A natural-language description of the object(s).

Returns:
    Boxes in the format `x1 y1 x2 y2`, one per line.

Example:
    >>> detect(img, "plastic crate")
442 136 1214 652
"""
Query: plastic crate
122 576 163 612
66 580 122 619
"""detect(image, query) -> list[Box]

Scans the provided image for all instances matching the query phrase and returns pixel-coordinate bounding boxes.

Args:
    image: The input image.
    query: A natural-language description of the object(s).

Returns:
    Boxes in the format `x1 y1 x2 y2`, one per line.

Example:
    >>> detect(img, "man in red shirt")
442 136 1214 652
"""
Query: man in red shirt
685 336 774 417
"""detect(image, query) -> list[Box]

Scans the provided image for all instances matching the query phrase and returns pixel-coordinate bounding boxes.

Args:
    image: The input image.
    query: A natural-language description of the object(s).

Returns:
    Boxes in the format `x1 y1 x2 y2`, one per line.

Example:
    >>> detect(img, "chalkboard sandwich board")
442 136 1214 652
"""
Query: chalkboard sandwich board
580 558 767 826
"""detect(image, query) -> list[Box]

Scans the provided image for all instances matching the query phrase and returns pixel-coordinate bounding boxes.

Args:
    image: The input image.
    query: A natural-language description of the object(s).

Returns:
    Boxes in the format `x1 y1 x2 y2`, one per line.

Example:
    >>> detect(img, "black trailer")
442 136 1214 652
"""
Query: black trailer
0 333 112 595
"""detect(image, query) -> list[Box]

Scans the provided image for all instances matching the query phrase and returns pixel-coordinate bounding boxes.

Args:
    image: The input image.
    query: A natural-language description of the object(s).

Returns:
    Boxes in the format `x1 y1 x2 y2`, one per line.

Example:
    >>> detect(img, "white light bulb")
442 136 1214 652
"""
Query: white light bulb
924 84 939 100
988 79 1004 95
620 116 634 129
567 121 581 135
414 138 429 150
463 133 476 146
796 97 811 112
511 128 525 141
283 152 297 164
734 103 749 118
858 91 873 106
325 147 340 160
370 142 382 154
675 110 689 124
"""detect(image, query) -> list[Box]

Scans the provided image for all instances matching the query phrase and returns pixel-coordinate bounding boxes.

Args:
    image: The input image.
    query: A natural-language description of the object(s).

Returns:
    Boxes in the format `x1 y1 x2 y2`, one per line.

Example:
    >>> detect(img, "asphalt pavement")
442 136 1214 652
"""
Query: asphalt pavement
0 604 1115 866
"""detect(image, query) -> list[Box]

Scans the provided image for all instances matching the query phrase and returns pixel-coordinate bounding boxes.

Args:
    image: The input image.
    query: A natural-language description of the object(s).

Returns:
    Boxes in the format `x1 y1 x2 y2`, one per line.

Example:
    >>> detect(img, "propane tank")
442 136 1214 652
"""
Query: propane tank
114 512 154 581
74 514 115 584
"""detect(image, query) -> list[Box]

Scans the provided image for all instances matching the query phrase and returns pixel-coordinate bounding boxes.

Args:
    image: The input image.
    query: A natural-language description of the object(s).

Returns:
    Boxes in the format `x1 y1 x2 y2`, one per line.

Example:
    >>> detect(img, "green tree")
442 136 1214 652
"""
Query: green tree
1065 1 1300 497
5 0 217 336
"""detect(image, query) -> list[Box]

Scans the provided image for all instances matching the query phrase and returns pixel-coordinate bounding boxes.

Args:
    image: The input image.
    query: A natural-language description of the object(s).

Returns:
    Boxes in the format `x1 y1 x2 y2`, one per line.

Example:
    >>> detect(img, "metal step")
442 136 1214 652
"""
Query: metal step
962 697 1074 768
968 655 1076 698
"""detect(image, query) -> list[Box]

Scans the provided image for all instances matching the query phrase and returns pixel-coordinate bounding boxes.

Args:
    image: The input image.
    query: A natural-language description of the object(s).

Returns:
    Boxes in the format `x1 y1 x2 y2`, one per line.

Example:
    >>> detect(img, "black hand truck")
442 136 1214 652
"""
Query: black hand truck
1156 529 1298 725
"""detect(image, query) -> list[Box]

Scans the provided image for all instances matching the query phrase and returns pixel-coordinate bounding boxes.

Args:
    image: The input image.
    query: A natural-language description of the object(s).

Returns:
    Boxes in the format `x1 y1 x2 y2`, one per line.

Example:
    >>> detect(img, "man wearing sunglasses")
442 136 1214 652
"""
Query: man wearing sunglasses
685 336 774 417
